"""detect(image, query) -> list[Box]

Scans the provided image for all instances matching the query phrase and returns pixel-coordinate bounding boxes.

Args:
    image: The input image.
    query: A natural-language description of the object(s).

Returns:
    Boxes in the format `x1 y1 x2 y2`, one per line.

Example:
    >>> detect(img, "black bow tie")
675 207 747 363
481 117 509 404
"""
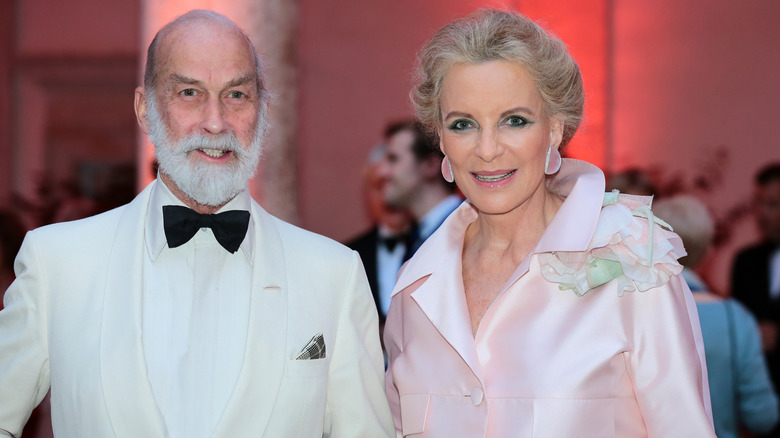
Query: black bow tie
380 235 402 251
162 205 250 253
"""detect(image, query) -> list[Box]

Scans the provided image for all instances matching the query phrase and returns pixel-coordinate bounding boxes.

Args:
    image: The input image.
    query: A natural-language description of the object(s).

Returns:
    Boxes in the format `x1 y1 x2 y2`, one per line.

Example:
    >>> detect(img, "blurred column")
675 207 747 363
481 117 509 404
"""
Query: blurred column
515 0 611 171
138 0 300 223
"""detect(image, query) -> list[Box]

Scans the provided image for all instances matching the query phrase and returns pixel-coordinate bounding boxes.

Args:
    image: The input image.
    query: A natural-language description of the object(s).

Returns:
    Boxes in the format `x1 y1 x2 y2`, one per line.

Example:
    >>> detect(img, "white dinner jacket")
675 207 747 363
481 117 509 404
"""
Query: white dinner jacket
0 180 393 437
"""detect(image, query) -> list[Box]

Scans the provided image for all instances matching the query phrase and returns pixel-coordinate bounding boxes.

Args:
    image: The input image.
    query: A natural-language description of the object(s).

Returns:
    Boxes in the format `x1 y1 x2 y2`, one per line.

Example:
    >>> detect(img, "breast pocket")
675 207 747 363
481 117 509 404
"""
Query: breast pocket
277 360 329 438
285 358 329 378
399 394 431 436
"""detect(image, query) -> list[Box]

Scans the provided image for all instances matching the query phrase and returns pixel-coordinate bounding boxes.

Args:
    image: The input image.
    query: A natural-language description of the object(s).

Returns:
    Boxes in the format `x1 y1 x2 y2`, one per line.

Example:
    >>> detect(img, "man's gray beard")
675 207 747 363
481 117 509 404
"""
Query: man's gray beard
145 92 268 207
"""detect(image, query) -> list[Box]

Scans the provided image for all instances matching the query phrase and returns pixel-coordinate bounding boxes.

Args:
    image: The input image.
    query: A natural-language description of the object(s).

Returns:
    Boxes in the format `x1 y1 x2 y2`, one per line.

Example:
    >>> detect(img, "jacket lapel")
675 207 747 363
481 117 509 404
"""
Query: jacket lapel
393 204 484 379
100 181 167 437
411 272 483 379
213 202 288 437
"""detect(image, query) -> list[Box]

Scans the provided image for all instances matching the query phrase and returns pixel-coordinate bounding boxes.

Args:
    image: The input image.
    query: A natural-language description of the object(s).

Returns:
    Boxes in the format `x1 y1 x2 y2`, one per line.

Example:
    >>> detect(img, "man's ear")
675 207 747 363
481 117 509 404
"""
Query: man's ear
134 87 150 134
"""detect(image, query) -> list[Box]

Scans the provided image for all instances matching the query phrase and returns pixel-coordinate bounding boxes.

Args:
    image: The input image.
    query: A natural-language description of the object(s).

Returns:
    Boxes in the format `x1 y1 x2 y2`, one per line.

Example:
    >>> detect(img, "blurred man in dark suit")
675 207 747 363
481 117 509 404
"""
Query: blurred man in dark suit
732 162 780 437
346 143 411 325
376 120 462 260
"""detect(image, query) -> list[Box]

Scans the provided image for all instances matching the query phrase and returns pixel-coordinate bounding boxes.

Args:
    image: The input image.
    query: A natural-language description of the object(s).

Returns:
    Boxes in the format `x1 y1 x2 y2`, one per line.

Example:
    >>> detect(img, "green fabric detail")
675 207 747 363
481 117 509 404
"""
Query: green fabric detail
586 258 624 289
602 190 620 206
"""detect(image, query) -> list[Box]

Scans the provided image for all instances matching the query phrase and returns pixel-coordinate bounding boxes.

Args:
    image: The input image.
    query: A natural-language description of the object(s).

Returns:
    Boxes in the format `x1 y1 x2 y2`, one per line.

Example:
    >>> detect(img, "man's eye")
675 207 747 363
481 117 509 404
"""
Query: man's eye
229 91 246 99
180 89 197 97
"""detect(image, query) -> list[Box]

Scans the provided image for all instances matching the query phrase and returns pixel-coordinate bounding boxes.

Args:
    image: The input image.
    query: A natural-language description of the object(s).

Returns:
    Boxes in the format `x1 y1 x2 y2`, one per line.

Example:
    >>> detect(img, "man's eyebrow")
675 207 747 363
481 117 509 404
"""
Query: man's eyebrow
169 74 201 86
225 75 255 88
168 74 255 90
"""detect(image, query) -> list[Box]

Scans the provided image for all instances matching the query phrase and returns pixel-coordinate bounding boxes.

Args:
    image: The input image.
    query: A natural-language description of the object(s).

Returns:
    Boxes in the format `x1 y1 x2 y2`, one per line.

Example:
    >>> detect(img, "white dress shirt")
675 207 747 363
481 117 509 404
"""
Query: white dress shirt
418 194 463 242
142 180 254 438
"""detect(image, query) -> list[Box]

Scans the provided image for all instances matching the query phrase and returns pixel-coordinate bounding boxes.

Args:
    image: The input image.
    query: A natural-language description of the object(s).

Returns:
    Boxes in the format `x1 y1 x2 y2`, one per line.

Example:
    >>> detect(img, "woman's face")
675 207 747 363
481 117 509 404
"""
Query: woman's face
438 60 562 217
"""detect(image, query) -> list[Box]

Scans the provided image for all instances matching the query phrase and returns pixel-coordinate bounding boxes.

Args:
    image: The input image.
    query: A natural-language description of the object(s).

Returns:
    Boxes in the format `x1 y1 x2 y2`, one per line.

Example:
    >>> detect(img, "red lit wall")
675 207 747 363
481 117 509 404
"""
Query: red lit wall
513 0 610 168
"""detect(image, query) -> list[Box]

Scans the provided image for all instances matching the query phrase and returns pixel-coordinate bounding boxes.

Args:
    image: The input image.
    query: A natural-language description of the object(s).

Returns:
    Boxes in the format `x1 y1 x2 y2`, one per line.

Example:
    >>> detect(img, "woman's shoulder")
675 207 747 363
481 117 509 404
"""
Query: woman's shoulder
538 190 685 297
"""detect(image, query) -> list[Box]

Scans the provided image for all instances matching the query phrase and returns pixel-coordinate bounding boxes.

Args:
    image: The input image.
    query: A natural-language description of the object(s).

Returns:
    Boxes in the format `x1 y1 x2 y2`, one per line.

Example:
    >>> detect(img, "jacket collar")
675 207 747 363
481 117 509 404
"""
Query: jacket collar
101 181 168 437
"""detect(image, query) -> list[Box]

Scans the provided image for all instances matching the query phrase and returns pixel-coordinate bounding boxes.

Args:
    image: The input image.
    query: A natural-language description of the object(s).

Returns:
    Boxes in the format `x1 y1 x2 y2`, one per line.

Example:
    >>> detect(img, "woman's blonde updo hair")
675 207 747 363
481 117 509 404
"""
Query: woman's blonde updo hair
412 9 584 148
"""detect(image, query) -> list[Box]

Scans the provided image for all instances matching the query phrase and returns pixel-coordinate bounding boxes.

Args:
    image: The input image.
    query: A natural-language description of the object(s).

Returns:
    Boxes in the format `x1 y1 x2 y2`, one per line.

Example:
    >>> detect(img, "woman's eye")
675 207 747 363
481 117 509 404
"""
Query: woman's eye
505 116 528 127
449 119 473 131
180 89 197 97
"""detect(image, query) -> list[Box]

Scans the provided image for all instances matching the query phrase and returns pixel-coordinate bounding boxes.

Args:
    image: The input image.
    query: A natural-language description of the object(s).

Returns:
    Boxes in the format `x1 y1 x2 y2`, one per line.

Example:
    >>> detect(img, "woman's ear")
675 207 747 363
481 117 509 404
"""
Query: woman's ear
549 116 564 149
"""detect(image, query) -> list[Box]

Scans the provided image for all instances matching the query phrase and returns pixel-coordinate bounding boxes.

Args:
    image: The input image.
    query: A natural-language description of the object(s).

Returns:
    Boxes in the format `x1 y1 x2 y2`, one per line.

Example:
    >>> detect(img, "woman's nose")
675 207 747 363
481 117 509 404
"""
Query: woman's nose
475 130 502 162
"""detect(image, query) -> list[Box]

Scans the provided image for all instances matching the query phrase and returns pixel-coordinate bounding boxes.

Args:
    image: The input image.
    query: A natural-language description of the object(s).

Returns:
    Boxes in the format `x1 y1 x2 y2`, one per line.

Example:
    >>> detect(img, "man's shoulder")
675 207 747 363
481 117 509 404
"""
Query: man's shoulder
29 203 127 241
29 182 152 242
19 204 131 265
735 241 776 261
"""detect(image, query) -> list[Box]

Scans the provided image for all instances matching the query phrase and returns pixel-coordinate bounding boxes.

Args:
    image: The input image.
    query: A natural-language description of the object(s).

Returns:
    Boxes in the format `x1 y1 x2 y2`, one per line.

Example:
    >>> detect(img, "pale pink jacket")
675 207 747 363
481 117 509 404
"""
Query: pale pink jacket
384 159 715 438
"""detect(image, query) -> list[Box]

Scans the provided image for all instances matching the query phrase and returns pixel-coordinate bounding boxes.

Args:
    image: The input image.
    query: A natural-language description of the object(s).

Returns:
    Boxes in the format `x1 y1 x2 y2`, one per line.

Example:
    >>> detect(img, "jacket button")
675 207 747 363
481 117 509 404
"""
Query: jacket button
470 387 484 405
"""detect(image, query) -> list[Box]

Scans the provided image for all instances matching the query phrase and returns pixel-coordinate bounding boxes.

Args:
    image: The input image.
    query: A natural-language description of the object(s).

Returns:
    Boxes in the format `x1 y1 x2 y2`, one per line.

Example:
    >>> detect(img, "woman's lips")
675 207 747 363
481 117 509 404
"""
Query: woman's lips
472 169 517 183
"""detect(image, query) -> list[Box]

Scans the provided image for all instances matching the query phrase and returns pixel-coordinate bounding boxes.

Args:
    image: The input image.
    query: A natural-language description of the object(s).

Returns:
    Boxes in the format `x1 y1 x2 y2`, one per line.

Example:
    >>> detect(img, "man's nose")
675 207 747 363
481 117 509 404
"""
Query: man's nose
201 97 228 135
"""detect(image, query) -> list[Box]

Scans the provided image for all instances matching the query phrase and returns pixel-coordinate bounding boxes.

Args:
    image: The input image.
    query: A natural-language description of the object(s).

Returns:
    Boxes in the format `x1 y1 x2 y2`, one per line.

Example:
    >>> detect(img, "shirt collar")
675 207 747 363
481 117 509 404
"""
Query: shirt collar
146 178 255 262
377 224 404 239
418 194 464 240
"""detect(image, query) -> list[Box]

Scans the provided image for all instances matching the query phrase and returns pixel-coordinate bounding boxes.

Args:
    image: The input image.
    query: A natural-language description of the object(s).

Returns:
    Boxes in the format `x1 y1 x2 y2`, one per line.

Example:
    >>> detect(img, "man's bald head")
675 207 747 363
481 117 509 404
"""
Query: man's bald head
143 10 265 95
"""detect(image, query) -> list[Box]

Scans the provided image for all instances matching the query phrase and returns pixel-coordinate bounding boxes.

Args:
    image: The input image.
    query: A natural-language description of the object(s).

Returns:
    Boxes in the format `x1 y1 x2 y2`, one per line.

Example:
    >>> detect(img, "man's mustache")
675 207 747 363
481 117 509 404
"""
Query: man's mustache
177 134 245 155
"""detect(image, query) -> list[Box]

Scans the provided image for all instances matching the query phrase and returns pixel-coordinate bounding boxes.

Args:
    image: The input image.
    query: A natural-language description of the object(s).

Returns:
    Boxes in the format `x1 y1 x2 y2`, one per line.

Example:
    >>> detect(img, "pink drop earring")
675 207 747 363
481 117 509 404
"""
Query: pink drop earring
441 156 454 183
544 146 561 175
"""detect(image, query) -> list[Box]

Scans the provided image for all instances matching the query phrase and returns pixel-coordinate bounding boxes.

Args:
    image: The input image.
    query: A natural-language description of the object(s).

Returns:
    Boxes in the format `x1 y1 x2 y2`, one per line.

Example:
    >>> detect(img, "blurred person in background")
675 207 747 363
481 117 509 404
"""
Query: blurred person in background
376 120 462 260
606 167 657 197
655 195 779 438
346 142 412 325
731 162 780 437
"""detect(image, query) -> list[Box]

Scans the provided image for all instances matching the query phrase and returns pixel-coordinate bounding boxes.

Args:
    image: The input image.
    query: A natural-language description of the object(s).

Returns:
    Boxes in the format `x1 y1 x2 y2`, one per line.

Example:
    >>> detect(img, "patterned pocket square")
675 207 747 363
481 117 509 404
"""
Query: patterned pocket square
295 333 326 360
